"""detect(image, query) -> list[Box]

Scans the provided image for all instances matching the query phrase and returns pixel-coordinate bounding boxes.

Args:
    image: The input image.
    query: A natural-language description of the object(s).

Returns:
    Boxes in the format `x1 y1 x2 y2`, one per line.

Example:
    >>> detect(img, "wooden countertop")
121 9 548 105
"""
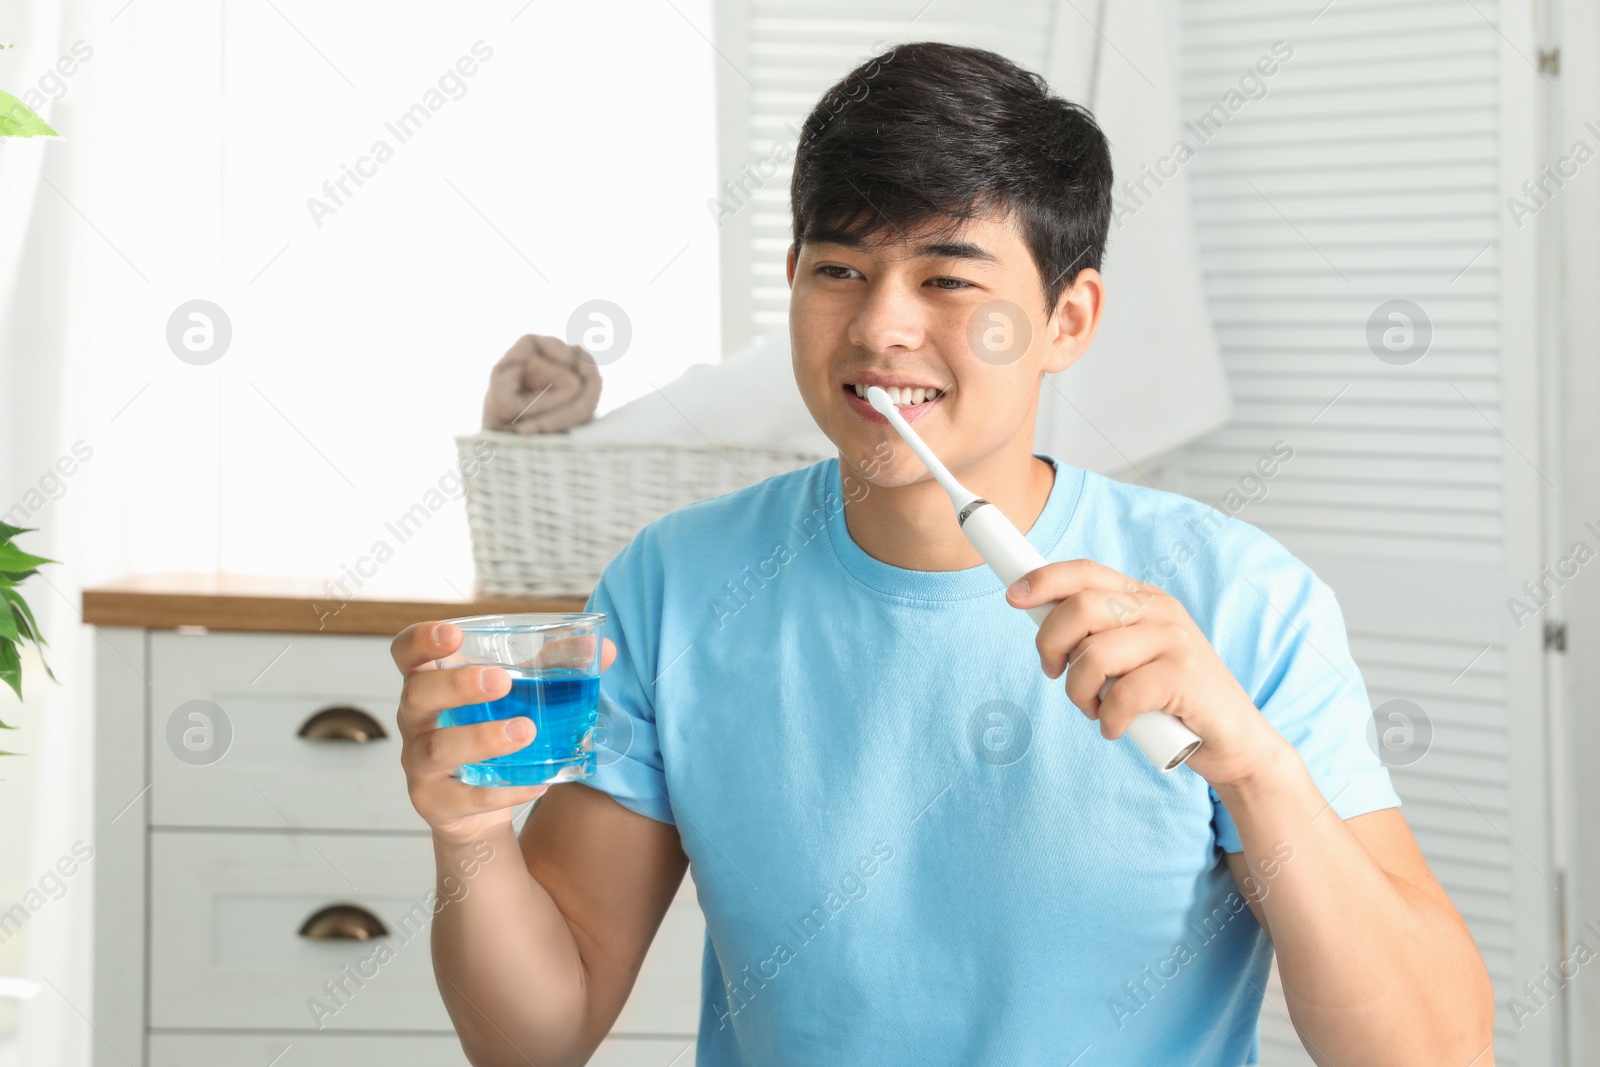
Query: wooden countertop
81 573 590 636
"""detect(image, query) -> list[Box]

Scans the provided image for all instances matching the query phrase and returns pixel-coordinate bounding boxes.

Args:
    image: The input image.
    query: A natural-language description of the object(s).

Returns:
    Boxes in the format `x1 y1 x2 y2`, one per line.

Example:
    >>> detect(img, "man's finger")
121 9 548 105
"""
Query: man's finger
1035 589 1161 677
1060 625 1173 716
391 620 462 676
1094 662 1178 741
404 717 537 778
398 664 512 735
1005 558 1149 608
542 634 617 672
528 632 601 670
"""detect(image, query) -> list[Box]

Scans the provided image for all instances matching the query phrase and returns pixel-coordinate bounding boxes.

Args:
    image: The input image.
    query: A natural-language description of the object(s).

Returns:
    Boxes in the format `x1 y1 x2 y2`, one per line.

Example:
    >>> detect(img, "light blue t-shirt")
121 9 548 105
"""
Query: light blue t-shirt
577 453 1399 1066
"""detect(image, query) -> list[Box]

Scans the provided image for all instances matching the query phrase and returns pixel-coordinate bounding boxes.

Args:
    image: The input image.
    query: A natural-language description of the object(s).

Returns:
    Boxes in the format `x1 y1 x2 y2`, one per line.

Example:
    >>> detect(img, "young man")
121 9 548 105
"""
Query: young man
394 42 1493 1067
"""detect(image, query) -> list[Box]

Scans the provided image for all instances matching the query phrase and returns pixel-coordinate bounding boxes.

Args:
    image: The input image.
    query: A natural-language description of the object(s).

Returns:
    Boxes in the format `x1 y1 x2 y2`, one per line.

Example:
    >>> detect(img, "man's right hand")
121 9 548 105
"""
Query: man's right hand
391 619 618 844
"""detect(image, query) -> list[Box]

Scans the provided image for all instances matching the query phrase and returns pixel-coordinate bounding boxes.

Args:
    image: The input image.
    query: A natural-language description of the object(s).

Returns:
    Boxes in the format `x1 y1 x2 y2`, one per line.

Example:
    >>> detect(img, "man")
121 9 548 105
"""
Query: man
394 41 1493 1066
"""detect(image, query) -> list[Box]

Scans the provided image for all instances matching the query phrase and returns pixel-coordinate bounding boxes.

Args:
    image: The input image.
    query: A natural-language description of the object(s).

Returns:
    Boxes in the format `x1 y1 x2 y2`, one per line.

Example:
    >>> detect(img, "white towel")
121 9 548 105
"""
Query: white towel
565 331 835 455
1034 0 1233 473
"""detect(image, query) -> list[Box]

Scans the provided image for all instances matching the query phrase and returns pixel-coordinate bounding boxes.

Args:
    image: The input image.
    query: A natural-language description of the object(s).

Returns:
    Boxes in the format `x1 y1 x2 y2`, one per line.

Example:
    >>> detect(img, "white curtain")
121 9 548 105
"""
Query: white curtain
2 0 104 1059
3 0 230 1059
1036 0 1232 476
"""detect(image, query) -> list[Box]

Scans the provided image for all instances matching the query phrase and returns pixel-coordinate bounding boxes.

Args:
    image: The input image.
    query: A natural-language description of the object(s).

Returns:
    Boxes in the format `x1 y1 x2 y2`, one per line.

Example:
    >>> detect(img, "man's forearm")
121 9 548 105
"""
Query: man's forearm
430 825 590 1067
1215 743 1495 1066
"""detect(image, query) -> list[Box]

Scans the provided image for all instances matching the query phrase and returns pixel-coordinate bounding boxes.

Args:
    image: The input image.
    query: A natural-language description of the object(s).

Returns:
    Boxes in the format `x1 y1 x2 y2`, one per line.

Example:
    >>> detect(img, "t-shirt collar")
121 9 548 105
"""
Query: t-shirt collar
822 452 1086 603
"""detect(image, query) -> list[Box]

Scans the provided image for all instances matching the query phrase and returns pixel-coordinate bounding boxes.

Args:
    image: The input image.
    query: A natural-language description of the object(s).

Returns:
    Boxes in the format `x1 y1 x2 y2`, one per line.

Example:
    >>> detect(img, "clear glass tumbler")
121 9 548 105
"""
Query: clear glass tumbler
435 612 606 786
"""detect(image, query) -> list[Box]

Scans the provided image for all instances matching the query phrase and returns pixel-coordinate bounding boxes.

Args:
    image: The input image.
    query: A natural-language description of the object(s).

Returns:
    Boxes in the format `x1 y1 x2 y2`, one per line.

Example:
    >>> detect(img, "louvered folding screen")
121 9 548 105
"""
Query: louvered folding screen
1173 1 1559 1064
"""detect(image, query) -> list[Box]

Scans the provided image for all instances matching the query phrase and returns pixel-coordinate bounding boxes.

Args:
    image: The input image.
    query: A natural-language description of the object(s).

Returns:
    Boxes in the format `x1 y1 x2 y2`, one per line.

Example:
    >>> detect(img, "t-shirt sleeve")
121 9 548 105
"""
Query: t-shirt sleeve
1211 568 1402 854
574 540 676 826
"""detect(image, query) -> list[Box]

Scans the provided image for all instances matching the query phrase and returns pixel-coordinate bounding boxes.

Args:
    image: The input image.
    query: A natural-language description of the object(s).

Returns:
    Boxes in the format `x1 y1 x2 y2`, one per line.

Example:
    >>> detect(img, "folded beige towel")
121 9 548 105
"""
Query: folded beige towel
482 334 603 435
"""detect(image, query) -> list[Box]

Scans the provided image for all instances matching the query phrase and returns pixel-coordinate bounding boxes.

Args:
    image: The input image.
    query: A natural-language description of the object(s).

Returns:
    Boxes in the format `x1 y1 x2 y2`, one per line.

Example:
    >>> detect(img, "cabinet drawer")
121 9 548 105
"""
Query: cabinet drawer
150 830 452 1032
148 1033 697 1066
150 631 423 831
149 830 705 1036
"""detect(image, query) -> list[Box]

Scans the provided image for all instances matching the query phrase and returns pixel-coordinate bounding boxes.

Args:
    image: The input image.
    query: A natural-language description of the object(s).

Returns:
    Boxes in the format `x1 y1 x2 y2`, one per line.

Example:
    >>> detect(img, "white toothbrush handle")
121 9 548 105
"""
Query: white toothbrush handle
960 502 1203 773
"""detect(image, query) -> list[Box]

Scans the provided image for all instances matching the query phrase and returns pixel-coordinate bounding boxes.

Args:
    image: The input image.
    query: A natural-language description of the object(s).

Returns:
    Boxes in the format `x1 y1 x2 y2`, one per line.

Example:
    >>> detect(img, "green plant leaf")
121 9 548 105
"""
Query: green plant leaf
0 91 59 138
0 520 35 543
4 591 42 646
0 638 21 701
0 543 54 570
9 596 53 683
35 647 56 684
0 600 17 646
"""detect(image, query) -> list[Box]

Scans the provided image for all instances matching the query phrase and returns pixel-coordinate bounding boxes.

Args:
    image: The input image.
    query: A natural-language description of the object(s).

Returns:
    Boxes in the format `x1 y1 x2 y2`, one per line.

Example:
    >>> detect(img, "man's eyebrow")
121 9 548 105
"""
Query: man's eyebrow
913 239 998 263
807 230 1000 265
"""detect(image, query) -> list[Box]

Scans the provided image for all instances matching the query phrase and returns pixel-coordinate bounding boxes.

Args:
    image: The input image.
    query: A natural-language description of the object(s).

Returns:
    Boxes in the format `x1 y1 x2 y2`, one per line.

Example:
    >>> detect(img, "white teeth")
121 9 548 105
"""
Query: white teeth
851 384 943 405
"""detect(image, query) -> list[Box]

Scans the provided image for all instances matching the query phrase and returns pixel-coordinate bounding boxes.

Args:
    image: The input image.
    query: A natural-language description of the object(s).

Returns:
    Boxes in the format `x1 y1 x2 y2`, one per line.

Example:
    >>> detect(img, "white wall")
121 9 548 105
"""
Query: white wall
1173 1 1562 1063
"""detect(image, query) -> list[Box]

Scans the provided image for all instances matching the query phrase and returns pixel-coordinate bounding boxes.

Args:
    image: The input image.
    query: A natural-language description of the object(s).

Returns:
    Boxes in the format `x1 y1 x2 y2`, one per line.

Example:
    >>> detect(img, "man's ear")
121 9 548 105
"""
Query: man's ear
786 244 798 287
1041 267 1105 375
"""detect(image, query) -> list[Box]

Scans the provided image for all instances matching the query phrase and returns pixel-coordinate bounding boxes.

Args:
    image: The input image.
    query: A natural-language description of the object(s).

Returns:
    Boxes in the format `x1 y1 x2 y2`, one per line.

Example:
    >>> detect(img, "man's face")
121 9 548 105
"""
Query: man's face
786 209 1095 488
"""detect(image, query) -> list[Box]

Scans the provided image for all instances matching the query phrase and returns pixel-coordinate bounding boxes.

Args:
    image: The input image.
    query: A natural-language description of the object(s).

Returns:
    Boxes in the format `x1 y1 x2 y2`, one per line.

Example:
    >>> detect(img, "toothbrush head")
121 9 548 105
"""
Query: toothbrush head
862 385 978 511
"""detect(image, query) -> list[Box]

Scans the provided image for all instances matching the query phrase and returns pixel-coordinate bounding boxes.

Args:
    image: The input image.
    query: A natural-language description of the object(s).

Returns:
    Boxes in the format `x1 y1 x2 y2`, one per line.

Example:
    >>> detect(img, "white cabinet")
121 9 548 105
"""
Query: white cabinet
92 625 702 1066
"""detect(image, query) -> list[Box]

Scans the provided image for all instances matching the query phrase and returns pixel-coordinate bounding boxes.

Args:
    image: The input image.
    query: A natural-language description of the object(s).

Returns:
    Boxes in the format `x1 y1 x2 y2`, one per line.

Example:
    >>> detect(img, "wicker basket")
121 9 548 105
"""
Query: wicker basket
457 432 833 596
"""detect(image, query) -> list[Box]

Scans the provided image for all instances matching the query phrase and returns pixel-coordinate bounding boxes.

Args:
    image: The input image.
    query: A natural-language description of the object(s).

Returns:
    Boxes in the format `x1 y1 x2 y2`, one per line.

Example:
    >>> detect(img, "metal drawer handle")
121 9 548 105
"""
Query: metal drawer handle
298 903 389 941
297 705 387 743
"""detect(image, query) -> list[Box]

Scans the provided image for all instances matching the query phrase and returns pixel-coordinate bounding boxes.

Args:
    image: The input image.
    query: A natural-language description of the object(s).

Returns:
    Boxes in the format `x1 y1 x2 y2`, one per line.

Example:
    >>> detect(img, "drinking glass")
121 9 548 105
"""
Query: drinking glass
435 612 605 786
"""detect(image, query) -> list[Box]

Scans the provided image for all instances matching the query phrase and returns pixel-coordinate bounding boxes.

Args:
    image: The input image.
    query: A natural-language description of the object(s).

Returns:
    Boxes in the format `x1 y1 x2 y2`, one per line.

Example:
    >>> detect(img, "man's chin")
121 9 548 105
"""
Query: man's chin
837 449 940 491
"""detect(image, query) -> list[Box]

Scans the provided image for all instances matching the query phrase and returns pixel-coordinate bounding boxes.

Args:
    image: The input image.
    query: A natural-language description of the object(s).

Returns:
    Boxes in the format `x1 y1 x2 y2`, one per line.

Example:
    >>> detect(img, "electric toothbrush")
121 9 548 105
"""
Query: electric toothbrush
864 385 1203 772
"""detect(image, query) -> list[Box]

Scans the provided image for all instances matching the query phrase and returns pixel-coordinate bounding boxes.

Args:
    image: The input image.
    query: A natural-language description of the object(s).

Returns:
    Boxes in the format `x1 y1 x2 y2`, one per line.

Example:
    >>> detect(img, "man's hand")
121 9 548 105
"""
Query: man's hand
391 619 618 845
1005 558 1287 786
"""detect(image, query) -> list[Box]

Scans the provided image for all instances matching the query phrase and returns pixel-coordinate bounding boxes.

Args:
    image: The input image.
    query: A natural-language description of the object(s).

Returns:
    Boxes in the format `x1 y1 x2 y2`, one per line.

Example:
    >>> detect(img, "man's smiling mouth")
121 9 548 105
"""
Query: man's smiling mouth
841 379 947 423
847 383 944 405
840 371 950 407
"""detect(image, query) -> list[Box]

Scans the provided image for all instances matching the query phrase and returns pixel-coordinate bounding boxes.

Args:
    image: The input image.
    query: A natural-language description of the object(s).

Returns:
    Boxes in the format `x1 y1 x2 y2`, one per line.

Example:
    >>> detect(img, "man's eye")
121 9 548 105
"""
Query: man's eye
929 277 972 290
818 265 860 279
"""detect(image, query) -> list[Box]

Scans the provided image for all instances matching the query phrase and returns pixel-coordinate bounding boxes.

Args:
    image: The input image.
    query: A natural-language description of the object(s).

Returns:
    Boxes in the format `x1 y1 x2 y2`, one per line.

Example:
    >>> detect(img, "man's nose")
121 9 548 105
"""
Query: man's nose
848 279 926 353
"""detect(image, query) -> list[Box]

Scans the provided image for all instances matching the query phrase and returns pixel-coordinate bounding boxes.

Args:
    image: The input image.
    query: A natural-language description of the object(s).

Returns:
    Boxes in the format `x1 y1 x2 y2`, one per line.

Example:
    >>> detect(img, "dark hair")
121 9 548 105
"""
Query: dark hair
789 41 1113 317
